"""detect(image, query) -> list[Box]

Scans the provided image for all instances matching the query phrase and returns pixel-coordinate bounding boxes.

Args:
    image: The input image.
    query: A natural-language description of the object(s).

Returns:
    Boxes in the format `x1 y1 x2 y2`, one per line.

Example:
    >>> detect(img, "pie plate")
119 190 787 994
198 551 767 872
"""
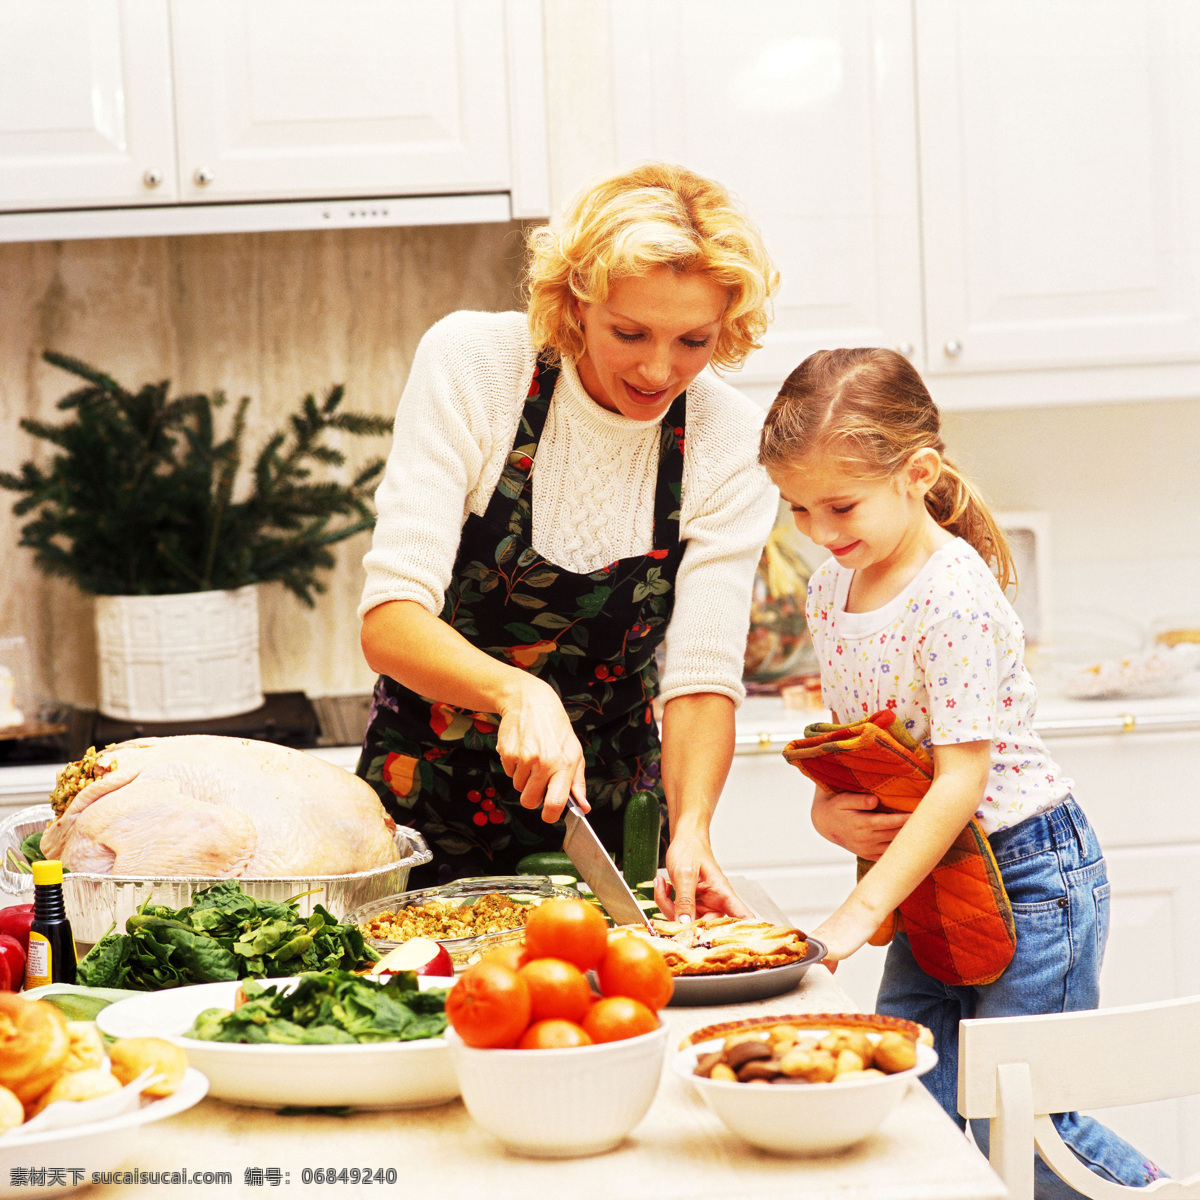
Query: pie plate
667 936 826 1007
96 976 458 1110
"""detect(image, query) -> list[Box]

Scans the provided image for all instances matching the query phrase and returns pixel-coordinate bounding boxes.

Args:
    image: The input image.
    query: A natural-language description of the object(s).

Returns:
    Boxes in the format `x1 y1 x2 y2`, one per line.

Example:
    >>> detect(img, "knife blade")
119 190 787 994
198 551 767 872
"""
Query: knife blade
562 800 653 929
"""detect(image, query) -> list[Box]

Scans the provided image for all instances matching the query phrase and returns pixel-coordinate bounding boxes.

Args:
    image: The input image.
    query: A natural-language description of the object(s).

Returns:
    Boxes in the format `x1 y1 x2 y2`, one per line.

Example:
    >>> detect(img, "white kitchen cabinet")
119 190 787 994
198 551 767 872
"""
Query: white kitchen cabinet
0 0 178 209
711 698 1200 1176
0 0 549 230
169 0 514 204
610 0 925 396
609 0 1200 409
916 0 1200 408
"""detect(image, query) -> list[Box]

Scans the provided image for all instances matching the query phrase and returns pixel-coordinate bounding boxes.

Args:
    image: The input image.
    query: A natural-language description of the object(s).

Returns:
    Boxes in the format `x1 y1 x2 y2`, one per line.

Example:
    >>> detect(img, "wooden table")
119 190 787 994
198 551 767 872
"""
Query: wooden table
74 964 1006 1200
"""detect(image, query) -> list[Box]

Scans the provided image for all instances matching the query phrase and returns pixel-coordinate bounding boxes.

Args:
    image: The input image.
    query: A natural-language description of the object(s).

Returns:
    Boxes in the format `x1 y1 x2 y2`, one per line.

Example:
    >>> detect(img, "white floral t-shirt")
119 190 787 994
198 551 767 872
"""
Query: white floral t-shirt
805 538 1071 834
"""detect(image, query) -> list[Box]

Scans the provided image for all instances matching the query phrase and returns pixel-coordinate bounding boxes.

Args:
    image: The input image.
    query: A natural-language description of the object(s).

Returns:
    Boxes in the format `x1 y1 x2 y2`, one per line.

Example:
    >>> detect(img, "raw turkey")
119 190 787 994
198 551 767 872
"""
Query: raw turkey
40 735 400 877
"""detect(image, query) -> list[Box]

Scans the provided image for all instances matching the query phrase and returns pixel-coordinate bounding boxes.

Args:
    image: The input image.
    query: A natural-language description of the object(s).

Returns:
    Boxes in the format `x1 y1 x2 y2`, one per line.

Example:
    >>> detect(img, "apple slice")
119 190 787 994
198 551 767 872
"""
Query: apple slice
374 936 453 978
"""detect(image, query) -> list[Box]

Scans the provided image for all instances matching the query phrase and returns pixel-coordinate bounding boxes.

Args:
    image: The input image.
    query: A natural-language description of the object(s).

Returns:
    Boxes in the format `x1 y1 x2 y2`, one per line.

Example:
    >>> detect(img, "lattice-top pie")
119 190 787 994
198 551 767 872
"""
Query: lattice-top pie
618 913 809 976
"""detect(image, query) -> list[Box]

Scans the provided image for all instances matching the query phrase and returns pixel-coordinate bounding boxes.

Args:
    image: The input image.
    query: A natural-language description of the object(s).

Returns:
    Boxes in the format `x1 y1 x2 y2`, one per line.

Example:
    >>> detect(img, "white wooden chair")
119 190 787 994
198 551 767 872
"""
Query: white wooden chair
959 994 1200 1199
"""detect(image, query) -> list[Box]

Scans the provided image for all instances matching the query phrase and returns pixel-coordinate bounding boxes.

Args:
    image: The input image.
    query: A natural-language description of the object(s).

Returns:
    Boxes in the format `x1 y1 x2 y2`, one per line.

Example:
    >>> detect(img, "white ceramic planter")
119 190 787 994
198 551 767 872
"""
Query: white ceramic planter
94 586 263 721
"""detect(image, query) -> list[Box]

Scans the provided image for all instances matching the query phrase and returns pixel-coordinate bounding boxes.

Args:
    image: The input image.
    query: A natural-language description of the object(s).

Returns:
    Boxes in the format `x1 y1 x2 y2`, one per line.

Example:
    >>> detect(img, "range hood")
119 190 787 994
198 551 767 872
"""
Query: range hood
0 191 516 243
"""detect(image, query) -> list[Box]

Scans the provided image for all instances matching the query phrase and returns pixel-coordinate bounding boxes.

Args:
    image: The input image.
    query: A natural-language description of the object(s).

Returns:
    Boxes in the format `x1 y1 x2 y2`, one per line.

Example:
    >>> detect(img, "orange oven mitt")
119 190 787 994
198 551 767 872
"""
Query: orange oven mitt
782 711 1015 987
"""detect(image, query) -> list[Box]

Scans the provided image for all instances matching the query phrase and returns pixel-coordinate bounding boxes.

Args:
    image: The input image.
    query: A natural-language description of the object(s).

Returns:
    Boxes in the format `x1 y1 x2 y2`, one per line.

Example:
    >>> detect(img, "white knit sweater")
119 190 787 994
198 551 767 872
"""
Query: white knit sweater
359 310 778 705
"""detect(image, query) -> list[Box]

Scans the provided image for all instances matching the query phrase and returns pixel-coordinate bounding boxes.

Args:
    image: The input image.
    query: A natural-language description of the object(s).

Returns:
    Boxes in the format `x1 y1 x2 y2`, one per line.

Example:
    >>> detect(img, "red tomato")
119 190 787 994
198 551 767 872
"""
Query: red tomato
517 1019 593 1050
518 957 594 1023
523 899 609 972
581 996 659 1044
479 943 527 972
596 934 674 1011
445 960 532 1048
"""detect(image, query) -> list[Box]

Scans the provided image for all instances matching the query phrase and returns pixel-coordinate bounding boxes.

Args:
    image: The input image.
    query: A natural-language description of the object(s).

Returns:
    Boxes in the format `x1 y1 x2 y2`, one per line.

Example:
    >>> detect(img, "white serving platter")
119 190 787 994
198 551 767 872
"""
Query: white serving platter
0 1070 208 1200
96 976 458 1110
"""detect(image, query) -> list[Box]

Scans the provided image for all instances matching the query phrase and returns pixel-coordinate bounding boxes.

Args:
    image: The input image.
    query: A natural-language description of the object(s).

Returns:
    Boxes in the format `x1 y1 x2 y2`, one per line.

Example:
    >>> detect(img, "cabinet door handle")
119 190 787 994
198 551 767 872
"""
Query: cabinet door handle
895 342 915 357
944 339 963 359
193 167 215 187
142 169 163 188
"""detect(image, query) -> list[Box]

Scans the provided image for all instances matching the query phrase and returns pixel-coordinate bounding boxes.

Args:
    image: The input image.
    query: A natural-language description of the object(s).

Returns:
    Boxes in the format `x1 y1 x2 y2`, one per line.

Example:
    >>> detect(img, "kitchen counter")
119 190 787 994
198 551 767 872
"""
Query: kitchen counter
733 673 1200 755
80 965 1005 1200
5 675 1200 812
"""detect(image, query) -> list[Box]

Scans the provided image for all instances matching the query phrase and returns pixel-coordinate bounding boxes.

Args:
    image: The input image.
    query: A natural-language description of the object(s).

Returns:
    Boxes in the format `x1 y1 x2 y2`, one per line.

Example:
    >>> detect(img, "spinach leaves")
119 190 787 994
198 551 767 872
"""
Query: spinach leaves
77 880 377 990
187 970 449 1045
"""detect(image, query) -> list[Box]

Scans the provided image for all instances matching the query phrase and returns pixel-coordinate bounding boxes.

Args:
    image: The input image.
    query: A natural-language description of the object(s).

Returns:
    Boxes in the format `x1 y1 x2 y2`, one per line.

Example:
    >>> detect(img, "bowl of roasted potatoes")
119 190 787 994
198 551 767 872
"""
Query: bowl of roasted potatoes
674 1012 936 1155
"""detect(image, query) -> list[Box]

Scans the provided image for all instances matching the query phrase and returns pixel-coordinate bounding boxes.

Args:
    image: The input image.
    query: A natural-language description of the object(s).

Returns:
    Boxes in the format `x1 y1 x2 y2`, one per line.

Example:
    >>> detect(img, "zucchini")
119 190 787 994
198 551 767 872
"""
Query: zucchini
622 789 661 889
515 851 581 881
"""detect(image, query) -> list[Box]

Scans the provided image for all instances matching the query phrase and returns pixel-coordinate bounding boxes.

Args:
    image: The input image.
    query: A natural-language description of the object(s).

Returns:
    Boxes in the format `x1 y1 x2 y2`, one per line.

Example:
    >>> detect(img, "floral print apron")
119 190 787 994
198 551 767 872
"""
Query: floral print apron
357 356 687 888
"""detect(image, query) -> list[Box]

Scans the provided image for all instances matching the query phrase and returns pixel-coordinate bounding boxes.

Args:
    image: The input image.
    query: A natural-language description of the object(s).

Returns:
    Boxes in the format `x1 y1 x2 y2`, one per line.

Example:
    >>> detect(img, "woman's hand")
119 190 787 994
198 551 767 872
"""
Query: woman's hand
362 601 588 822
654 831 752 923
656 693 744 922
811 788 909 861
496 674 589 823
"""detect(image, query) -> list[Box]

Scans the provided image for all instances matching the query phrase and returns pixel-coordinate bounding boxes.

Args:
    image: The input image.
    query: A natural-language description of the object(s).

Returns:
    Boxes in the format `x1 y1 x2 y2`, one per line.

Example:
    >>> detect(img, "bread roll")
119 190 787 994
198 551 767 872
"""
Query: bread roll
0 1085 23 1134
0 994 70 1106
108 1038 188 1098
63 1022 106 1073
27 1068 122 1117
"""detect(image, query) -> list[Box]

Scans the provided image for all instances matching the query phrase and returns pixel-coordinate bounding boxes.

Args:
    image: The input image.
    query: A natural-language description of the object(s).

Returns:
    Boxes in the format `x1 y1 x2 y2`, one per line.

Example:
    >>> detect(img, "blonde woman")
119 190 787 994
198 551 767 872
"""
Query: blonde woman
357 163 779 917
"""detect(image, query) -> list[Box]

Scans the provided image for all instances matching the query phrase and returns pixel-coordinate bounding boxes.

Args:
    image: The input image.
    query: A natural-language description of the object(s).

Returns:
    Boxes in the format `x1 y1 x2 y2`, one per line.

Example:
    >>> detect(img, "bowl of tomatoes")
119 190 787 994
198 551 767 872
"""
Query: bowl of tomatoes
444 898 673 1158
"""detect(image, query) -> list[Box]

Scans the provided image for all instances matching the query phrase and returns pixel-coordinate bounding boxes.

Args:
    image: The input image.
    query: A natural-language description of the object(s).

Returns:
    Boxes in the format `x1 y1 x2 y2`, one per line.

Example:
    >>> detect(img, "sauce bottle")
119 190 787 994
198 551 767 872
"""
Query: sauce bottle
25 859 76 988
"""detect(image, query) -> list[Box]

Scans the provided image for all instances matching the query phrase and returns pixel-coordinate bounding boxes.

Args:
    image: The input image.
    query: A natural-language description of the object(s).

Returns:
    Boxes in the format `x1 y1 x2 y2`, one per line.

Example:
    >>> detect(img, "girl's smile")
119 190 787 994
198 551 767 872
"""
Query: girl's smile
572 267 728 421
771 453 952 606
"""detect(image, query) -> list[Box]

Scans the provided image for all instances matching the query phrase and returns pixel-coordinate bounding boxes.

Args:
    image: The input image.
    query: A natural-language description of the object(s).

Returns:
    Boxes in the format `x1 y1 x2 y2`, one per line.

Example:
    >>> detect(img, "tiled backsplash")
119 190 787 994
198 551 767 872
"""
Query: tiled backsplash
0 221 527 712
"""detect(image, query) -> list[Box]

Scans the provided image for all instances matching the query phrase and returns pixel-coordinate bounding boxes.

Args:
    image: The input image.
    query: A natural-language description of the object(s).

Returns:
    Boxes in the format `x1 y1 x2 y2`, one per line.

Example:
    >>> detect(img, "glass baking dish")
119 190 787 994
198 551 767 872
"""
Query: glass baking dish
344 876 583 970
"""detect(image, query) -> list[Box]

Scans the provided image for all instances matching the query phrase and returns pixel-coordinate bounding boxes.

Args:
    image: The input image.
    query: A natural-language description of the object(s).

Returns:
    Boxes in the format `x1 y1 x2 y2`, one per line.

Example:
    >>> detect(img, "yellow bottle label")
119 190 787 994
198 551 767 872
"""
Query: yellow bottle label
25 931 51 989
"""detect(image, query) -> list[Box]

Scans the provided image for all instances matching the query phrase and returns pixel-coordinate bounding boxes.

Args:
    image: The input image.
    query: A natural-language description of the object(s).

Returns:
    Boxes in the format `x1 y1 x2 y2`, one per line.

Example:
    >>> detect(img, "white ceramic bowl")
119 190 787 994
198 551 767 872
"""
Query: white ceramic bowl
448 1021 668 1157
97 978 458 1110
675 1036 937 1155
0 1070 208 1200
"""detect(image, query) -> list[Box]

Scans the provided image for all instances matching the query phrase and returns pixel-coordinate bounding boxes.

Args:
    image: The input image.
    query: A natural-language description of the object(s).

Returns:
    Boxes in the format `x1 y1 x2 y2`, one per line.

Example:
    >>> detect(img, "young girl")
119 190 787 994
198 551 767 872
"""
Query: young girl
759 348 1162 1197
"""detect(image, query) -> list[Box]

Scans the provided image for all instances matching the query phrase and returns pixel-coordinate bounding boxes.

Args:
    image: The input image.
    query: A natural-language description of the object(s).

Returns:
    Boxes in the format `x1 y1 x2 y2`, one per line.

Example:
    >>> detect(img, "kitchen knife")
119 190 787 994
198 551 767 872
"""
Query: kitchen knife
562 799 653 929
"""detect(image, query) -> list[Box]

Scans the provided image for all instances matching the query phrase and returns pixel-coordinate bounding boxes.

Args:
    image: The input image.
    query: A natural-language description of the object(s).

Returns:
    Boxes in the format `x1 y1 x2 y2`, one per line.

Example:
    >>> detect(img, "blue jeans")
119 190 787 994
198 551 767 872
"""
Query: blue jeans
875 795 1165 1198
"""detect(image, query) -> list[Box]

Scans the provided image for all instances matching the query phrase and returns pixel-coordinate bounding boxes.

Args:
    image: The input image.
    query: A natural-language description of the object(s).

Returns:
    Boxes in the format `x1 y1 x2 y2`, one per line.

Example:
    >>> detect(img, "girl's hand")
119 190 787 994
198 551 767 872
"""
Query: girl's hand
655 832 753 923
811 898 891 964
812 789 909 860
815 740 991 962
496 676 589 823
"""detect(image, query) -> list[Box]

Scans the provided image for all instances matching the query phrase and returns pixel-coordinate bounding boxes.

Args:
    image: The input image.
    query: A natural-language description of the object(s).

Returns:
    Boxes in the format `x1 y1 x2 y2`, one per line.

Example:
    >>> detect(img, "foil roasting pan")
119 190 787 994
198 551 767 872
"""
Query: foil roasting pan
0 804 432 944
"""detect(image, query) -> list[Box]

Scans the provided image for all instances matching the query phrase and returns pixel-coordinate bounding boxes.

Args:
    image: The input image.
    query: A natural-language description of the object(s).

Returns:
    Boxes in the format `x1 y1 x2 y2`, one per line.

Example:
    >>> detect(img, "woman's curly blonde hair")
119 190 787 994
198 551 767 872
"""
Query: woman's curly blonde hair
526 162 778 371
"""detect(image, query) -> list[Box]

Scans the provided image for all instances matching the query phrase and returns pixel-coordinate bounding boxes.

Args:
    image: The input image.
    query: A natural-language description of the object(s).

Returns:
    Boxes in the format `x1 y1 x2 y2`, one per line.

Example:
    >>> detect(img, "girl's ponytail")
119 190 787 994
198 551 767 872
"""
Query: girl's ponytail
926 459 1015 593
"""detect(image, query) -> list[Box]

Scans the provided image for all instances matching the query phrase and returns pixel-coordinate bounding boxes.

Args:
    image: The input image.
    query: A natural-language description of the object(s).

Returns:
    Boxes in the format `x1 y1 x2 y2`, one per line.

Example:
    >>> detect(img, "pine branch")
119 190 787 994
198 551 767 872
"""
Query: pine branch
0 353 390 599
41 350 124 394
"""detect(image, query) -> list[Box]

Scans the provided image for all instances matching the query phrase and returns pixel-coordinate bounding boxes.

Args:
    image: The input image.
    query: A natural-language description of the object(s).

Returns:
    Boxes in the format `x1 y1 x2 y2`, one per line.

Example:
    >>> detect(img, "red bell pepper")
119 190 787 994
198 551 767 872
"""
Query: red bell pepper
0 933 24 991
0 904 34 957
